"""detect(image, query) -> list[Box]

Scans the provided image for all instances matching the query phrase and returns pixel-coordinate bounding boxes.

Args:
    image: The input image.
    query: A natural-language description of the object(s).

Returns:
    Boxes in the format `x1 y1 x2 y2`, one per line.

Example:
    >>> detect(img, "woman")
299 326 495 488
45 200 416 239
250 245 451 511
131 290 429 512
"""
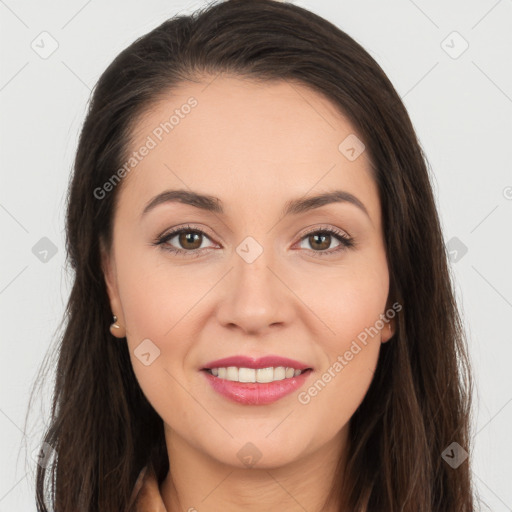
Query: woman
30 0 476 510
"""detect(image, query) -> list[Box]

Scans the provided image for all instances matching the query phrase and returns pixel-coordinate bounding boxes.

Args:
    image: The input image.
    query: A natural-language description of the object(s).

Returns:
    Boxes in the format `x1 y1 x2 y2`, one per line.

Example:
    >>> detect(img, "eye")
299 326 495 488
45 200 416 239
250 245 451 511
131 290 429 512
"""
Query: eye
153 224 355 258
294 225 355 257
153 224 216 258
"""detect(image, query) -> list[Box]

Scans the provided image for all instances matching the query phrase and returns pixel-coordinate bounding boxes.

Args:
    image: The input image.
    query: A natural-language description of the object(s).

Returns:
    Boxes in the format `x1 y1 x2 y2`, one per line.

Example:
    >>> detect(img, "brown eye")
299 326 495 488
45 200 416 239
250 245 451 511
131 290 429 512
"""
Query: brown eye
176 231 203 250
307 233 333 251
155 225 216 256
296 227 355 257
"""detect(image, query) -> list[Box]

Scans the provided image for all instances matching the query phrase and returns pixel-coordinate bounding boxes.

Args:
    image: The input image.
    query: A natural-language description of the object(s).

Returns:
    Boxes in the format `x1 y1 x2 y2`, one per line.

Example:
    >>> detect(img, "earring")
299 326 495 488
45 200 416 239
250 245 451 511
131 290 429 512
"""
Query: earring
110 315 125 338
386 321 396 340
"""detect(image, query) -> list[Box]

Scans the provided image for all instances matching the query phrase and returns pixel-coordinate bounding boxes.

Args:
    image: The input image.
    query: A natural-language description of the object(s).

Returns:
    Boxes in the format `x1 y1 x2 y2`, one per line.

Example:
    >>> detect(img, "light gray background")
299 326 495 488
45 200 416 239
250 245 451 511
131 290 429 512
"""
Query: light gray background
1 0 511 510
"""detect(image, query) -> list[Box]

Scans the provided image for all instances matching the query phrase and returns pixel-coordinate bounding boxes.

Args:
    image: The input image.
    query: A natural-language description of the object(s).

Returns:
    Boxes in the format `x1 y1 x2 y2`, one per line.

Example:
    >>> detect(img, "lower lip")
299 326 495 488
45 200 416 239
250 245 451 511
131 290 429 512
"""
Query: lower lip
201 369 313 405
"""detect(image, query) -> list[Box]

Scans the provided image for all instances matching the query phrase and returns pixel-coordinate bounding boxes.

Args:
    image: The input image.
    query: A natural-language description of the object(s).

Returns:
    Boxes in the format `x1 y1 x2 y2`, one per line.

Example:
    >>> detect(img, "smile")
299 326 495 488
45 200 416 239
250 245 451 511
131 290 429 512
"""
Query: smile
205 366 308 383
201 367 313 405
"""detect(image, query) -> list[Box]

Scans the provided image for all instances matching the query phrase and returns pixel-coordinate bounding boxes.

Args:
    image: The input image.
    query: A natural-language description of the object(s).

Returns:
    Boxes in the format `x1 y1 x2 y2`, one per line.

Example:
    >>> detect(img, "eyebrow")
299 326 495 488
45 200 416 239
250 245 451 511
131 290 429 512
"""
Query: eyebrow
141 189 370 220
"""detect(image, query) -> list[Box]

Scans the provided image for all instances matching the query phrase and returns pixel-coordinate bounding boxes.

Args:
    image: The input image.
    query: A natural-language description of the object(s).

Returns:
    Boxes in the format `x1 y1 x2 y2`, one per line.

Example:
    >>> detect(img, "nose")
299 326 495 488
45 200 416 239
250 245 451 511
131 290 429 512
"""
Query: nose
215 250 294 336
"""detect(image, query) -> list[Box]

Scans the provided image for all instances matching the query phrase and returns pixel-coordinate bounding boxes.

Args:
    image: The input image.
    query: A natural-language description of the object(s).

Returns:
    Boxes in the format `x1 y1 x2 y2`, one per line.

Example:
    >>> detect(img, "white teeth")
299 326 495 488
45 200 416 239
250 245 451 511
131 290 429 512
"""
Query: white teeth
273 367 286 380
238 367 256 383
256 367 274 383
226 366 238 381
208 366 307 383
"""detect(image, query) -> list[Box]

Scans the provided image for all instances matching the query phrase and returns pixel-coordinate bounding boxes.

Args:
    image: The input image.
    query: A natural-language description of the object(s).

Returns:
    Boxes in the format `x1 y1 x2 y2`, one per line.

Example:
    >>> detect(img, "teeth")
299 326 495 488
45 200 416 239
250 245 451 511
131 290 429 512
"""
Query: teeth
208 366 307 383
256 367 273 383
226 366 238 381
273 367 285 380
238 367 255 382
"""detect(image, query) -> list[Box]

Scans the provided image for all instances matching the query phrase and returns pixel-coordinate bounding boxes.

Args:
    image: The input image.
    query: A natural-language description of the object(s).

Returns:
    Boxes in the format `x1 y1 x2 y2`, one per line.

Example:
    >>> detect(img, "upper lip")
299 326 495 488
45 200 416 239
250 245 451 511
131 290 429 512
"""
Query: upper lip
201 355 313 371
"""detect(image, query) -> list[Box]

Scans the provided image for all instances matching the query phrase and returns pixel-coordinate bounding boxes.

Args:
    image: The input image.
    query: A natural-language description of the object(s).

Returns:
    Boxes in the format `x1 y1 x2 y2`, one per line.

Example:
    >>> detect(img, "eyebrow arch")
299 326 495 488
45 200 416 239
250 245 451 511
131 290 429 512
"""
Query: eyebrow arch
141 189 370 219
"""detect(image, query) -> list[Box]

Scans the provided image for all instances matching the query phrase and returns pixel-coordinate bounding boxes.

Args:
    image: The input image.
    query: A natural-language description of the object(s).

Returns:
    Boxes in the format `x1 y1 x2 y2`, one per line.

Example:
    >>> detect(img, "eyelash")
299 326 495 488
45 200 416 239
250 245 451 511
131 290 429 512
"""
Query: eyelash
153 223 355 259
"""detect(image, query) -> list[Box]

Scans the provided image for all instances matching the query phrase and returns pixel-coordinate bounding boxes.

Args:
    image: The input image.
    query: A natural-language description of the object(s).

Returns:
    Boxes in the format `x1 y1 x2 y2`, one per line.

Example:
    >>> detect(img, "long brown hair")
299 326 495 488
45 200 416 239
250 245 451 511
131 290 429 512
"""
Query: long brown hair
27 0 478 509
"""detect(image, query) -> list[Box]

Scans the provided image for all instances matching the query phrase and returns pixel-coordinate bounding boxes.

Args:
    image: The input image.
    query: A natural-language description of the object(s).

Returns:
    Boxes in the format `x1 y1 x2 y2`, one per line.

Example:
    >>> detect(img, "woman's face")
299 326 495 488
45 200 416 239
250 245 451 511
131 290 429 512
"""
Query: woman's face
102 76 395 470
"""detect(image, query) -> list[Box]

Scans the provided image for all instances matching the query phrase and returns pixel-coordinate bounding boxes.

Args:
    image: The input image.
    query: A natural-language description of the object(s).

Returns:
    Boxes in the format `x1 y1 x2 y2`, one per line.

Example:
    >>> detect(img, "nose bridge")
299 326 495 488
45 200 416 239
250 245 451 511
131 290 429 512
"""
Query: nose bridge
234 231 280 303
216 233 290 333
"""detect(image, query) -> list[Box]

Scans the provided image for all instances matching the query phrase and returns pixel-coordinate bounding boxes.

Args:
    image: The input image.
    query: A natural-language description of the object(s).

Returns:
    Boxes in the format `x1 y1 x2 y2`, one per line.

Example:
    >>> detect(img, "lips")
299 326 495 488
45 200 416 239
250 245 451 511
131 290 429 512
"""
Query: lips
202 368 312 405
200 355 314 405
201 355 313 371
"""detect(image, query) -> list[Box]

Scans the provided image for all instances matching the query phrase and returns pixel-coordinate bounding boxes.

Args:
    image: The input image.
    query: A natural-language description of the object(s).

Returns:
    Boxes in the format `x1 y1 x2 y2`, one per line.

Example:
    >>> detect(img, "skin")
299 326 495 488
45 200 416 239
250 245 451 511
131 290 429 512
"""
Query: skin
102 75 395 512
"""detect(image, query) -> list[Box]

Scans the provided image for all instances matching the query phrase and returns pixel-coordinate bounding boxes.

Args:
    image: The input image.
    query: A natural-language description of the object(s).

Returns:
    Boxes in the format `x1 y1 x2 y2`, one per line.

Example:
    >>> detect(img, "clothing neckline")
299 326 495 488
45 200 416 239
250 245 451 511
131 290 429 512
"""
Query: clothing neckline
126 462 168 512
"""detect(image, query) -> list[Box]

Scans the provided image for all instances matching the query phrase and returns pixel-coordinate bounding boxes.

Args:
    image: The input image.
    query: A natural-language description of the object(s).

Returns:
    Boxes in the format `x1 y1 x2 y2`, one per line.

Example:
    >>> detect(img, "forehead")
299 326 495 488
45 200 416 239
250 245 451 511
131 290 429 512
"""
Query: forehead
118 75 380 226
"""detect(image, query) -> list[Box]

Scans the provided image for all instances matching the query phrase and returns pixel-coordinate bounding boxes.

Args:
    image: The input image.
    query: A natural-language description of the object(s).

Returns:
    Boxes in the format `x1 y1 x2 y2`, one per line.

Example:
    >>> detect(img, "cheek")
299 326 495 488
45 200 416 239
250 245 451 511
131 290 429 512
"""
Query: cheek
112 241 215 395
292 257 388 426
114 255 197 421
295 274 387 441
294 252 389 350
293 345 378 456
114 241 196 341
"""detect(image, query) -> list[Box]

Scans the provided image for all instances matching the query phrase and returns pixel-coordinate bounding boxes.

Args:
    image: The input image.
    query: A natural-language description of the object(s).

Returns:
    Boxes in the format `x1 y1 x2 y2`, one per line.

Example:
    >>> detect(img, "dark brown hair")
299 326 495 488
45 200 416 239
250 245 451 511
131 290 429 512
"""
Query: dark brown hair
27 0 478 510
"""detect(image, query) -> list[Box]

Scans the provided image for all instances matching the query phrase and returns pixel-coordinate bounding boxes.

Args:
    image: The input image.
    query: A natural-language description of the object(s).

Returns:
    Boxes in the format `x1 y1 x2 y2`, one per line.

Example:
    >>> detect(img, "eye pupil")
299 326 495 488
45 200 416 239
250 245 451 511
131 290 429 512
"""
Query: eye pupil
179 231 201 249
310 233 330 250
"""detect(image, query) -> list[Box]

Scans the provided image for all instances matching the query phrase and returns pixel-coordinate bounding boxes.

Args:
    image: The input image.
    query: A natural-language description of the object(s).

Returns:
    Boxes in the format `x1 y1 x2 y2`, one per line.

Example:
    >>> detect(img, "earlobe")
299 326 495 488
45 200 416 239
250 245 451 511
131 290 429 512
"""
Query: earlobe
381 293 398 343
100 240 126 338
109 315 126 338
381 317 396 343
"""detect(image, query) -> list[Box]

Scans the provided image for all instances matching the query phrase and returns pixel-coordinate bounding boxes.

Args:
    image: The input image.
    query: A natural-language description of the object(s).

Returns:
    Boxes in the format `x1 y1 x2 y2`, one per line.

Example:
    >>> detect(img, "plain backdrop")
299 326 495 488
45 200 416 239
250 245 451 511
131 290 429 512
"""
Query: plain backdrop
1 0 511 510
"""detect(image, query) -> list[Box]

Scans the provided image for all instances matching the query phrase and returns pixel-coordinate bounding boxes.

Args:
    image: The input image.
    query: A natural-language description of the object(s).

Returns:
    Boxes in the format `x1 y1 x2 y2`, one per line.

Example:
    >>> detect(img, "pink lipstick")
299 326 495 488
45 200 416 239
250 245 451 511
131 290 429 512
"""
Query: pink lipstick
200 355 313 405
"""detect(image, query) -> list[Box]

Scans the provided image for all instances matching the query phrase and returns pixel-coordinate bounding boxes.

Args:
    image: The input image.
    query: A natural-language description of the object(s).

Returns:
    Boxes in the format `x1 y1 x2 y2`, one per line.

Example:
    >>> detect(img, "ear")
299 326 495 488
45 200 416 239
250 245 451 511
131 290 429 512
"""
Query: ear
380 298 398 344
380 316 396 343
100 238 126 337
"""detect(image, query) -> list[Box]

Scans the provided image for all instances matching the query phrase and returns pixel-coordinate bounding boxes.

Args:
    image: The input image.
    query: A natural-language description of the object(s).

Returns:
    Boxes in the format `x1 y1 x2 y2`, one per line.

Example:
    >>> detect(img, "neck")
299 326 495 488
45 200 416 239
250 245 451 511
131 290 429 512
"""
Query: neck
160 425 348 512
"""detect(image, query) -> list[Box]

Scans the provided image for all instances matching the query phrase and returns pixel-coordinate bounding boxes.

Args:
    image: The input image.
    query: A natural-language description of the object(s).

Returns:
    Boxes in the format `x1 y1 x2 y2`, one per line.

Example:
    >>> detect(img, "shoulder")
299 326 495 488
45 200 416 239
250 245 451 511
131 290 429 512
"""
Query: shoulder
126 463 168 512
